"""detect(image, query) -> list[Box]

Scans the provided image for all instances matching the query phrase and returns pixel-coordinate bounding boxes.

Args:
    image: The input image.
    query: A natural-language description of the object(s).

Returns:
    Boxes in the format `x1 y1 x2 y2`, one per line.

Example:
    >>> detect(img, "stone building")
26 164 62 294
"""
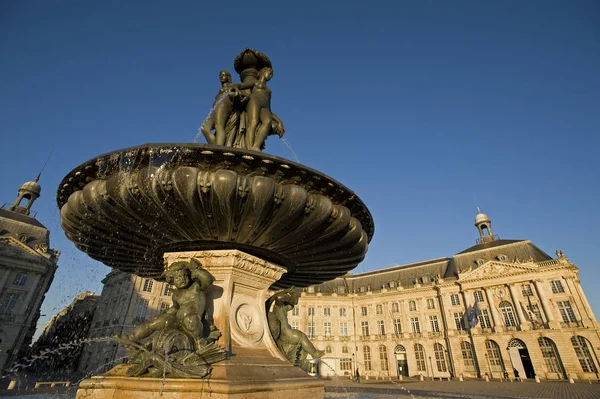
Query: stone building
292 209 600 381
0 176 60 380
77 270 173 374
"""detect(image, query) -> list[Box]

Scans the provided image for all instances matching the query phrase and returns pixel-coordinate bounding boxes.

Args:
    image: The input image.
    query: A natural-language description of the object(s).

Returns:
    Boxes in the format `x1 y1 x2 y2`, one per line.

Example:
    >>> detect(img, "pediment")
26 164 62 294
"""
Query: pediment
458 261 538 282
0 236 52 262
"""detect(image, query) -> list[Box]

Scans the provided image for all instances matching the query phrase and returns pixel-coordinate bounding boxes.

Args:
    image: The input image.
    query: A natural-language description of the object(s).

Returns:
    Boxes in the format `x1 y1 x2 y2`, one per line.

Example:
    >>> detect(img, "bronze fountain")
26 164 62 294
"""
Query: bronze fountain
58 48 374 399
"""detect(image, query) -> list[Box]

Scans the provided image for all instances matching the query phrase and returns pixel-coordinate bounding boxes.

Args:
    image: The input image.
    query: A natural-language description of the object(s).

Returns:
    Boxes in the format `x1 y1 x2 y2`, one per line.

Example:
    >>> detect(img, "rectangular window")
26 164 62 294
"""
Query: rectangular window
136 299 149 321
363 347 372 370
361 321 370 336
376 304 383 314
410 317 421 333
340 322 348 336
308 307 315 316
451 294 461 306
339 307 346 317
522 284 534 297
308 321 315 337
500 304 517 327
479 309 492 329
361 306 368 316
454 312 466 331
558 301 577 323
160 302 170 311
408 301 417 311
291 321 299 330
0 293 19 315
142 279 153 293
473 291 484 303
292 307 299 316
377 320 385 335
324 307 331 317
163 284 173 296
340 358 352 371
551 280 564 294
427 298 435 309
429 315 440 332
379 346 389 371
393 319 402 334
392 303 399 312
12 273 28 287
323 321 332 336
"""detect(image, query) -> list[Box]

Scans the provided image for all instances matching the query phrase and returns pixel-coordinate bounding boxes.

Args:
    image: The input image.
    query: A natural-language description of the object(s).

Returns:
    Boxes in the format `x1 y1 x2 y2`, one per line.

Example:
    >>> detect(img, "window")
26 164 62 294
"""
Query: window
558 301 577 323
342 346 349 354
379 345 389 371
376 304 383 314
450 294 461 306
479 309 492 329
323 307 330 316
408 300 417 311
497 254 508 262
361 321 370 336
163 284 173 296
475 258 485 266
363 346 372 370
323 321 332 337
427 298 435 310
308 307 315 316
377 320 385 335
429 315 440 332
392 303 399 313
421 275 430 284
361 306 368 316
292 307 299 316
393 319 402 334
389 281 396 288
538 338 563 374
136 299 149 321
460 341 475 372
414 344 426 372
340 322 348 336
0 293 19 315
142 279 153 292
499 302 517 327
551 280 564 294
340 358 352 370
454 312 466 331
485 340 504 372
527 304 543 322
434 343 447 372
325 345 332 354
291 321 299 330
473 291 484 303
410 317 420 333
359 286 367 293
12 273 28 287
338 286 346 294
571 336 598 373
339 307 346 317
308 321 315 337
160 302 170 311
521 284 533 297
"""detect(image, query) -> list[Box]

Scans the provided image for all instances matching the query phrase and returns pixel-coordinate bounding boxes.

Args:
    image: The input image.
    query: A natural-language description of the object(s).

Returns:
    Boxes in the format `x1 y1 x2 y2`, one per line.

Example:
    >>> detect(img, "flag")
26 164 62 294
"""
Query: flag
467 300 482 328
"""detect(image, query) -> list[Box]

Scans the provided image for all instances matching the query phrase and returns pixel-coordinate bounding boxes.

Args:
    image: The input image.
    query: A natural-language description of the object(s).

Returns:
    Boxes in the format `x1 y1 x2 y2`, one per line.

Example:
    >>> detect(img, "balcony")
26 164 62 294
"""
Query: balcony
339 336 351 341
359 335 370 341
560 321 582 328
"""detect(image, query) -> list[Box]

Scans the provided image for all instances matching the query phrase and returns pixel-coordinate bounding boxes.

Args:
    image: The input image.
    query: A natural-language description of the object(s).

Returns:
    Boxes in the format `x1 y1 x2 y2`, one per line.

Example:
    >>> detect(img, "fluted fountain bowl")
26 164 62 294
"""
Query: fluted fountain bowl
57 144 374 289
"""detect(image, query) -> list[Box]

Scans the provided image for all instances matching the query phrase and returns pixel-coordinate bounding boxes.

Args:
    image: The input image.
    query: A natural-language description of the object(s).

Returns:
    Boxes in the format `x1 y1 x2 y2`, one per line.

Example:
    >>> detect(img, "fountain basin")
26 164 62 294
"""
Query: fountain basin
57 144 373 288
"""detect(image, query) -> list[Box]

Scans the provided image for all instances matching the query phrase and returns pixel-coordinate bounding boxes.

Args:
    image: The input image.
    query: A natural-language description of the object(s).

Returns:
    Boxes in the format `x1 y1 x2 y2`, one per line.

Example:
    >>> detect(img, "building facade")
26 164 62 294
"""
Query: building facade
78 271 173 375
79 209 600 381
291 210 600 381
0 176 60 378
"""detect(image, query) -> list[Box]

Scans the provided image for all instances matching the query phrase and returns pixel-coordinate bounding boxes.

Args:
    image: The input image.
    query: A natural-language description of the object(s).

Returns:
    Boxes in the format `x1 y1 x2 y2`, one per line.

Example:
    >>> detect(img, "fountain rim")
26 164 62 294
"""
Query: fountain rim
56 143 374 241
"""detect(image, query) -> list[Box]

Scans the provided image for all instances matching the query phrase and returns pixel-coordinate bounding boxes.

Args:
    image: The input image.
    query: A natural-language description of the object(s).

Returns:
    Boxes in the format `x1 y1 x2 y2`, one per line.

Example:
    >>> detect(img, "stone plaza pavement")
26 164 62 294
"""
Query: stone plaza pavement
323 379 600 399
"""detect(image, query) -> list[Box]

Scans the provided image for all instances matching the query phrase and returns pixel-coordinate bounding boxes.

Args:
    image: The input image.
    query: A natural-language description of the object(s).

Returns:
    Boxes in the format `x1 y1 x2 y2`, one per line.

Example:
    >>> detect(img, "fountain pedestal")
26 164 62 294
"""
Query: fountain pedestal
76 250 324 399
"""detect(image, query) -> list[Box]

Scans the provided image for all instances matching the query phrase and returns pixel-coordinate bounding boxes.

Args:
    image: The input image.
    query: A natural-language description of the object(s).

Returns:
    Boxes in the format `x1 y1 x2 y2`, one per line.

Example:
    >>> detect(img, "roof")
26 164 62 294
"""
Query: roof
0 208 47 229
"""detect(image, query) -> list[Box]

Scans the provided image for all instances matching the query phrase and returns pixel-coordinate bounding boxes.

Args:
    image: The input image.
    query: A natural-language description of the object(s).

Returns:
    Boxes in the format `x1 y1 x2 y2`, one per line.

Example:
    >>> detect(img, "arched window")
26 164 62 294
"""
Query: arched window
499 301 517 327
392 302 399 313
414 343 426 372
460 341 475 372
379 345 389 371
571 336 598 373
342 346 348 354
434 343 447 372
485 340 504 373
538 337 565 376
394 344 406 354
326 345 332 354
363 346 372 370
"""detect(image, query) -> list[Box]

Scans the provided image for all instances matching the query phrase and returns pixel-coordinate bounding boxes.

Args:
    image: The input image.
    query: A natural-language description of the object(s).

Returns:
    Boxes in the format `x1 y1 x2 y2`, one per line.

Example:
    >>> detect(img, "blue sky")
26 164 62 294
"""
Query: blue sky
1 1 599 337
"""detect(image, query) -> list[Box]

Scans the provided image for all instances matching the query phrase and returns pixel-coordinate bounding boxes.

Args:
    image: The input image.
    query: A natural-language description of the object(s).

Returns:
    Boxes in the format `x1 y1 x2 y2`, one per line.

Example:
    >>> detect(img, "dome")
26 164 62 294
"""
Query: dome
20 180 41 196
474 207 490 225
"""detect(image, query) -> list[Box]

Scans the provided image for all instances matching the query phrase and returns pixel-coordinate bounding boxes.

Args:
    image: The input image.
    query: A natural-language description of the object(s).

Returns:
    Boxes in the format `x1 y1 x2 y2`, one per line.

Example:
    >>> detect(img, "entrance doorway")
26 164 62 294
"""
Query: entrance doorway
508 339 535 379
394 345 409 377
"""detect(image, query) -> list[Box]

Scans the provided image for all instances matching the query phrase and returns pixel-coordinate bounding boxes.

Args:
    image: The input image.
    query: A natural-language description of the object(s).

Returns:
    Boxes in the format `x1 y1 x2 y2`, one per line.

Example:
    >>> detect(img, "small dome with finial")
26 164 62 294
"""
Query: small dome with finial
474 207 490 224
19 175 41 196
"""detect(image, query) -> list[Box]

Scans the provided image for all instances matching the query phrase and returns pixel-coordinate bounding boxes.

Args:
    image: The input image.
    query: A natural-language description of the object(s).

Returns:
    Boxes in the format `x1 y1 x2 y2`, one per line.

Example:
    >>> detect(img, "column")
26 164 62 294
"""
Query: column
564 276 593 327
532 279 560 329
0 267 13 296
483 288 501 331
508 284 530 330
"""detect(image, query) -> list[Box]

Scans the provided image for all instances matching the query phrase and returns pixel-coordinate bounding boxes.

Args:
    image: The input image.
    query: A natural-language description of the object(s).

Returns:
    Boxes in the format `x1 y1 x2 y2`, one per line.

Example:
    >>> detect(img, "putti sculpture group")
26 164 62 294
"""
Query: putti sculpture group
57 48 374 398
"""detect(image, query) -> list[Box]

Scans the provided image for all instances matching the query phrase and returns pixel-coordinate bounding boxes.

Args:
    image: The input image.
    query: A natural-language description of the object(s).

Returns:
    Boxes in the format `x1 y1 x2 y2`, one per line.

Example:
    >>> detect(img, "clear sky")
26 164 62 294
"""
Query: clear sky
1 1 599 338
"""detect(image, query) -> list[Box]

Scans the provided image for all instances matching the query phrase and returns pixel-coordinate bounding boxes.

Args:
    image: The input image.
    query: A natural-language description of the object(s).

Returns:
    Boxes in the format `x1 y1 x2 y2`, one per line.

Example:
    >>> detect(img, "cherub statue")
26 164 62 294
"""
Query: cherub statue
266 287 324 372
200 70 237 146
128 259 219 351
